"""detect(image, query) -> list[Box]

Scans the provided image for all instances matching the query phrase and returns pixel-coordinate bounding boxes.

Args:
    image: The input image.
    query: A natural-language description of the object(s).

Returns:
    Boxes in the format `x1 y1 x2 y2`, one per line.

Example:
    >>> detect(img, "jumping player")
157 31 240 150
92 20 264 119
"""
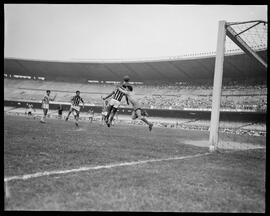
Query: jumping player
102 85 129 127
117 85 153 131
40 90 57 123
102 76 130 127
65 90 85 127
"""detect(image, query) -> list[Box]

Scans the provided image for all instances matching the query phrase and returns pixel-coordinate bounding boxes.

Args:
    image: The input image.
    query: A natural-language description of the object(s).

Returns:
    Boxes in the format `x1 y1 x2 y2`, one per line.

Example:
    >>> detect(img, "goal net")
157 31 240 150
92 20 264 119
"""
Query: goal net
209 20 267 153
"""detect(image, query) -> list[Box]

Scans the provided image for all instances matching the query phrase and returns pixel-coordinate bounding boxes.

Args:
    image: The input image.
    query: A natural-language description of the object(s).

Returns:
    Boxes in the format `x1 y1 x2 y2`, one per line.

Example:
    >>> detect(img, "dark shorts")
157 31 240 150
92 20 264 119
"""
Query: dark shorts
131 108 148 120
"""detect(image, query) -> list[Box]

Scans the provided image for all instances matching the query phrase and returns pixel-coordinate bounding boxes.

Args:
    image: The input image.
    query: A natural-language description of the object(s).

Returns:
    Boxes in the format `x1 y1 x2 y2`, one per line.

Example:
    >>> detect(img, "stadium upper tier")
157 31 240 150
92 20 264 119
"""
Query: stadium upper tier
4 50 267 83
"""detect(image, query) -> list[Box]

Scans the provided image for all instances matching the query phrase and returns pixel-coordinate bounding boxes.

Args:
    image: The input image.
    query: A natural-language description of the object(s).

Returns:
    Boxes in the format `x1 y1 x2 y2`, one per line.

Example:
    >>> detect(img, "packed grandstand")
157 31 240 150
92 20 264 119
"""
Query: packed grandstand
4 78 267 112
4 49 267 113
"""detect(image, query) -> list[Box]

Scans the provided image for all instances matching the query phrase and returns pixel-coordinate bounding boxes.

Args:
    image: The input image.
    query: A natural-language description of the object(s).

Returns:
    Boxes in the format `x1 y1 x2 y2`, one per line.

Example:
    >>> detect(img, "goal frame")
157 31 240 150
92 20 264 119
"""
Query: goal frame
209 20 267 152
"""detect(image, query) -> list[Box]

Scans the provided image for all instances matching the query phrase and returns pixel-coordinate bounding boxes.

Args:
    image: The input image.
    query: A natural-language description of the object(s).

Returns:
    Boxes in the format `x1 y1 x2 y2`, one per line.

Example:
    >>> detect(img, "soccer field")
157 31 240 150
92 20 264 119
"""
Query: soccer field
4 115 265 212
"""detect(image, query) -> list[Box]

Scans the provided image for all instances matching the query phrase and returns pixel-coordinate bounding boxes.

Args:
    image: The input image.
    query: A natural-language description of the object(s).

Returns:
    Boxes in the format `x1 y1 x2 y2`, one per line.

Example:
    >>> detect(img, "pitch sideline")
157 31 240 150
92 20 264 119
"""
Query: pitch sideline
5 152 210 182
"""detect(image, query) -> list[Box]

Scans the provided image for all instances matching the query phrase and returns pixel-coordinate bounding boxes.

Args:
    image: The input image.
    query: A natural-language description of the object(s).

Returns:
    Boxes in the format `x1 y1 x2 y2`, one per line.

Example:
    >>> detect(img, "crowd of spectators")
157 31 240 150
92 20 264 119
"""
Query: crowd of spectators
132 78 267 111
5 78 267 112
137 95 267 112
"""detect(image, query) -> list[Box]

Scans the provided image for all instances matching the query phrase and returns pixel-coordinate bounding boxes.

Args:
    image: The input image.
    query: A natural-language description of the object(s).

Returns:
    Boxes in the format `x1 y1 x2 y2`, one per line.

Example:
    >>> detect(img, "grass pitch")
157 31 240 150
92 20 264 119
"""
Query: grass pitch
4 115 265 212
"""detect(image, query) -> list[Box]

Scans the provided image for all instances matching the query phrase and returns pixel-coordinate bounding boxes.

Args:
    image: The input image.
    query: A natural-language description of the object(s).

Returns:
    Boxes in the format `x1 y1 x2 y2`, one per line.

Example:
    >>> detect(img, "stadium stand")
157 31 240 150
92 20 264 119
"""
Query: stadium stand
4 78 267 112
4 49 267 112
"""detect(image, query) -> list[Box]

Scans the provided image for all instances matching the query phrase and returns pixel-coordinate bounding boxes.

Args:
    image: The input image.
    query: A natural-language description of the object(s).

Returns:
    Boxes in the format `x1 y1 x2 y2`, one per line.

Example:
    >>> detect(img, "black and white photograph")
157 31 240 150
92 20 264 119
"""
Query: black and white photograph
4 4 267 212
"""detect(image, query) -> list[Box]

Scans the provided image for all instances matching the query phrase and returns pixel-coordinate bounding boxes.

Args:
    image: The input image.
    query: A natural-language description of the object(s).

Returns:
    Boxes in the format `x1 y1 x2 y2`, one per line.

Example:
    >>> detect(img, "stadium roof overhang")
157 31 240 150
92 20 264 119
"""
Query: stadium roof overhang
4 50 267 83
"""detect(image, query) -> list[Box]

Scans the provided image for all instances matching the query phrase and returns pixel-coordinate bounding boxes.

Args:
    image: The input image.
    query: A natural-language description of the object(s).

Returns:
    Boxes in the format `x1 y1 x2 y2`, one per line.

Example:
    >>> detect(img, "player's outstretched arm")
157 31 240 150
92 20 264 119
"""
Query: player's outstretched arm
102 91 115 100
52 93 57 101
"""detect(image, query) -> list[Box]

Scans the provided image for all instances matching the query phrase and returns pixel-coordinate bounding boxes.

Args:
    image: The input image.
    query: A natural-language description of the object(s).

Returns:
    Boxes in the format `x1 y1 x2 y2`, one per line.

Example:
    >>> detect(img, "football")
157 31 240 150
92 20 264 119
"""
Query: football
123 75 130 82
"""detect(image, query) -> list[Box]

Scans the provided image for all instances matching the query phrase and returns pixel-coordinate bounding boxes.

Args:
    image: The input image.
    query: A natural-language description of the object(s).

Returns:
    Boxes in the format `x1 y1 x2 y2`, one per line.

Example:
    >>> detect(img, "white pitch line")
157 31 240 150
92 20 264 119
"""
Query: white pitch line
4 152 210 182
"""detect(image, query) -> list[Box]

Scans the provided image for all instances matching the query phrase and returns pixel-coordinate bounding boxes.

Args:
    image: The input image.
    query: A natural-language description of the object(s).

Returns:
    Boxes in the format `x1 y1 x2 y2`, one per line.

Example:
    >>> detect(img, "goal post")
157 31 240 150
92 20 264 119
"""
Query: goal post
209 20 226 152
209 20 267 152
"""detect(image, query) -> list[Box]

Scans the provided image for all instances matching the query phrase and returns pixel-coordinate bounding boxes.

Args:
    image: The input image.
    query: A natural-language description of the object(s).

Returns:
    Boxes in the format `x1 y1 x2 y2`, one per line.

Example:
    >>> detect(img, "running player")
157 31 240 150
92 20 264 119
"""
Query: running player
40 90 57 123
117 85 153 131
65 90 85 127
102 76 130 127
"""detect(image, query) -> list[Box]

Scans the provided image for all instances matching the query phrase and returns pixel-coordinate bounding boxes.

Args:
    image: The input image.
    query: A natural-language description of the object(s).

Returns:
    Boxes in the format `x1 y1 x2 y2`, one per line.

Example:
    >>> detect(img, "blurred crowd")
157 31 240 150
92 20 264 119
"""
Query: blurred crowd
5 78 267 112
132 78 267 112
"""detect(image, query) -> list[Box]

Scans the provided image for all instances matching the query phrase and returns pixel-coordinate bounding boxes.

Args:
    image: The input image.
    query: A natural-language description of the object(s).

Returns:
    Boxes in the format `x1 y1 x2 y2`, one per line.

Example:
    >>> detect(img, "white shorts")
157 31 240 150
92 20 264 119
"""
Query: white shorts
102 111 108 116
109 99 121 108
71 105 80 112
42 104 49 109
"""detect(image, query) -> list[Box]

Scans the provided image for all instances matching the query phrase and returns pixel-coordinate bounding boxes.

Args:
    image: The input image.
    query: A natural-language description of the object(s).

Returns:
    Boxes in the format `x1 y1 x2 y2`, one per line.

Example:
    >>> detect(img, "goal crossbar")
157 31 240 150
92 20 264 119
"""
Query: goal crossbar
226 24 267 68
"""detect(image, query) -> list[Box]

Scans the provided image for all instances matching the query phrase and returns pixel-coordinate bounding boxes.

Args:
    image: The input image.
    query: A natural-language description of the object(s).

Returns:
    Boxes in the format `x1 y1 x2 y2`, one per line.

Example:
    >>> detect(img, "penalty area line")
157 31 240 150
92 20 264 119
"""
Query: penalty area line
4 152 211 182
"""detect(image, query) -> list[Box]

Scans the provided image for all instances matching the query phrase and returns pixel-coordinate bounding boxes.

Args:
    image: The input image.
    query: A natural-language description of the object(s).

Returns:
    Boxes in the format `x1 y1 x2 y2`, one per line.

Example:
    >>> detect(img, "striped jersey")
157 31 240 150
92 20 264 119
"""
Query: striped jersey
113 87 126 102
71 95 84 106
42 95 51 105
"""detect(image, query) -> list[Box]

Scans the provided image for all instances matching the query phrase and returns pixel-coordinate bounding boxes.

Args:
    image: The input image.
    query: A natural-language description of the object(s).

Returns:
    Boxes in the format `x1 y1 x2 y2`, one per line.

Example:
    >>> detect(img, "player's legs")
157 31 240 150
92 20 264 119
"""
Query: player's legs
74 110 80 126
40 108 48 123
110 108 118 126
105 105 113 122
65 107 73 121
106 110 113 127
136 109 153 131
106 99 120 127
108 107 117 125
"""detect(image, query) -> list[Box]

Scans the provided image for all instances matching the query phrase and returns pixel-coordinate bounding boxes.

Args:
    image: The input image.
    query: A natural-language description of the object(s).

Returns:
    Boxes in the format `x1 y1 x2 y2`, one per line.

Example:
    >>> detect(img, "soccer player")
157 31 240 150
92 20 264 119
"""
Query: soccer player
88 109 94 123
102 85 129 127
65 90 85 127
102 76 130 127
117 85 153 131
26 103 33 116
40 90 57 123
